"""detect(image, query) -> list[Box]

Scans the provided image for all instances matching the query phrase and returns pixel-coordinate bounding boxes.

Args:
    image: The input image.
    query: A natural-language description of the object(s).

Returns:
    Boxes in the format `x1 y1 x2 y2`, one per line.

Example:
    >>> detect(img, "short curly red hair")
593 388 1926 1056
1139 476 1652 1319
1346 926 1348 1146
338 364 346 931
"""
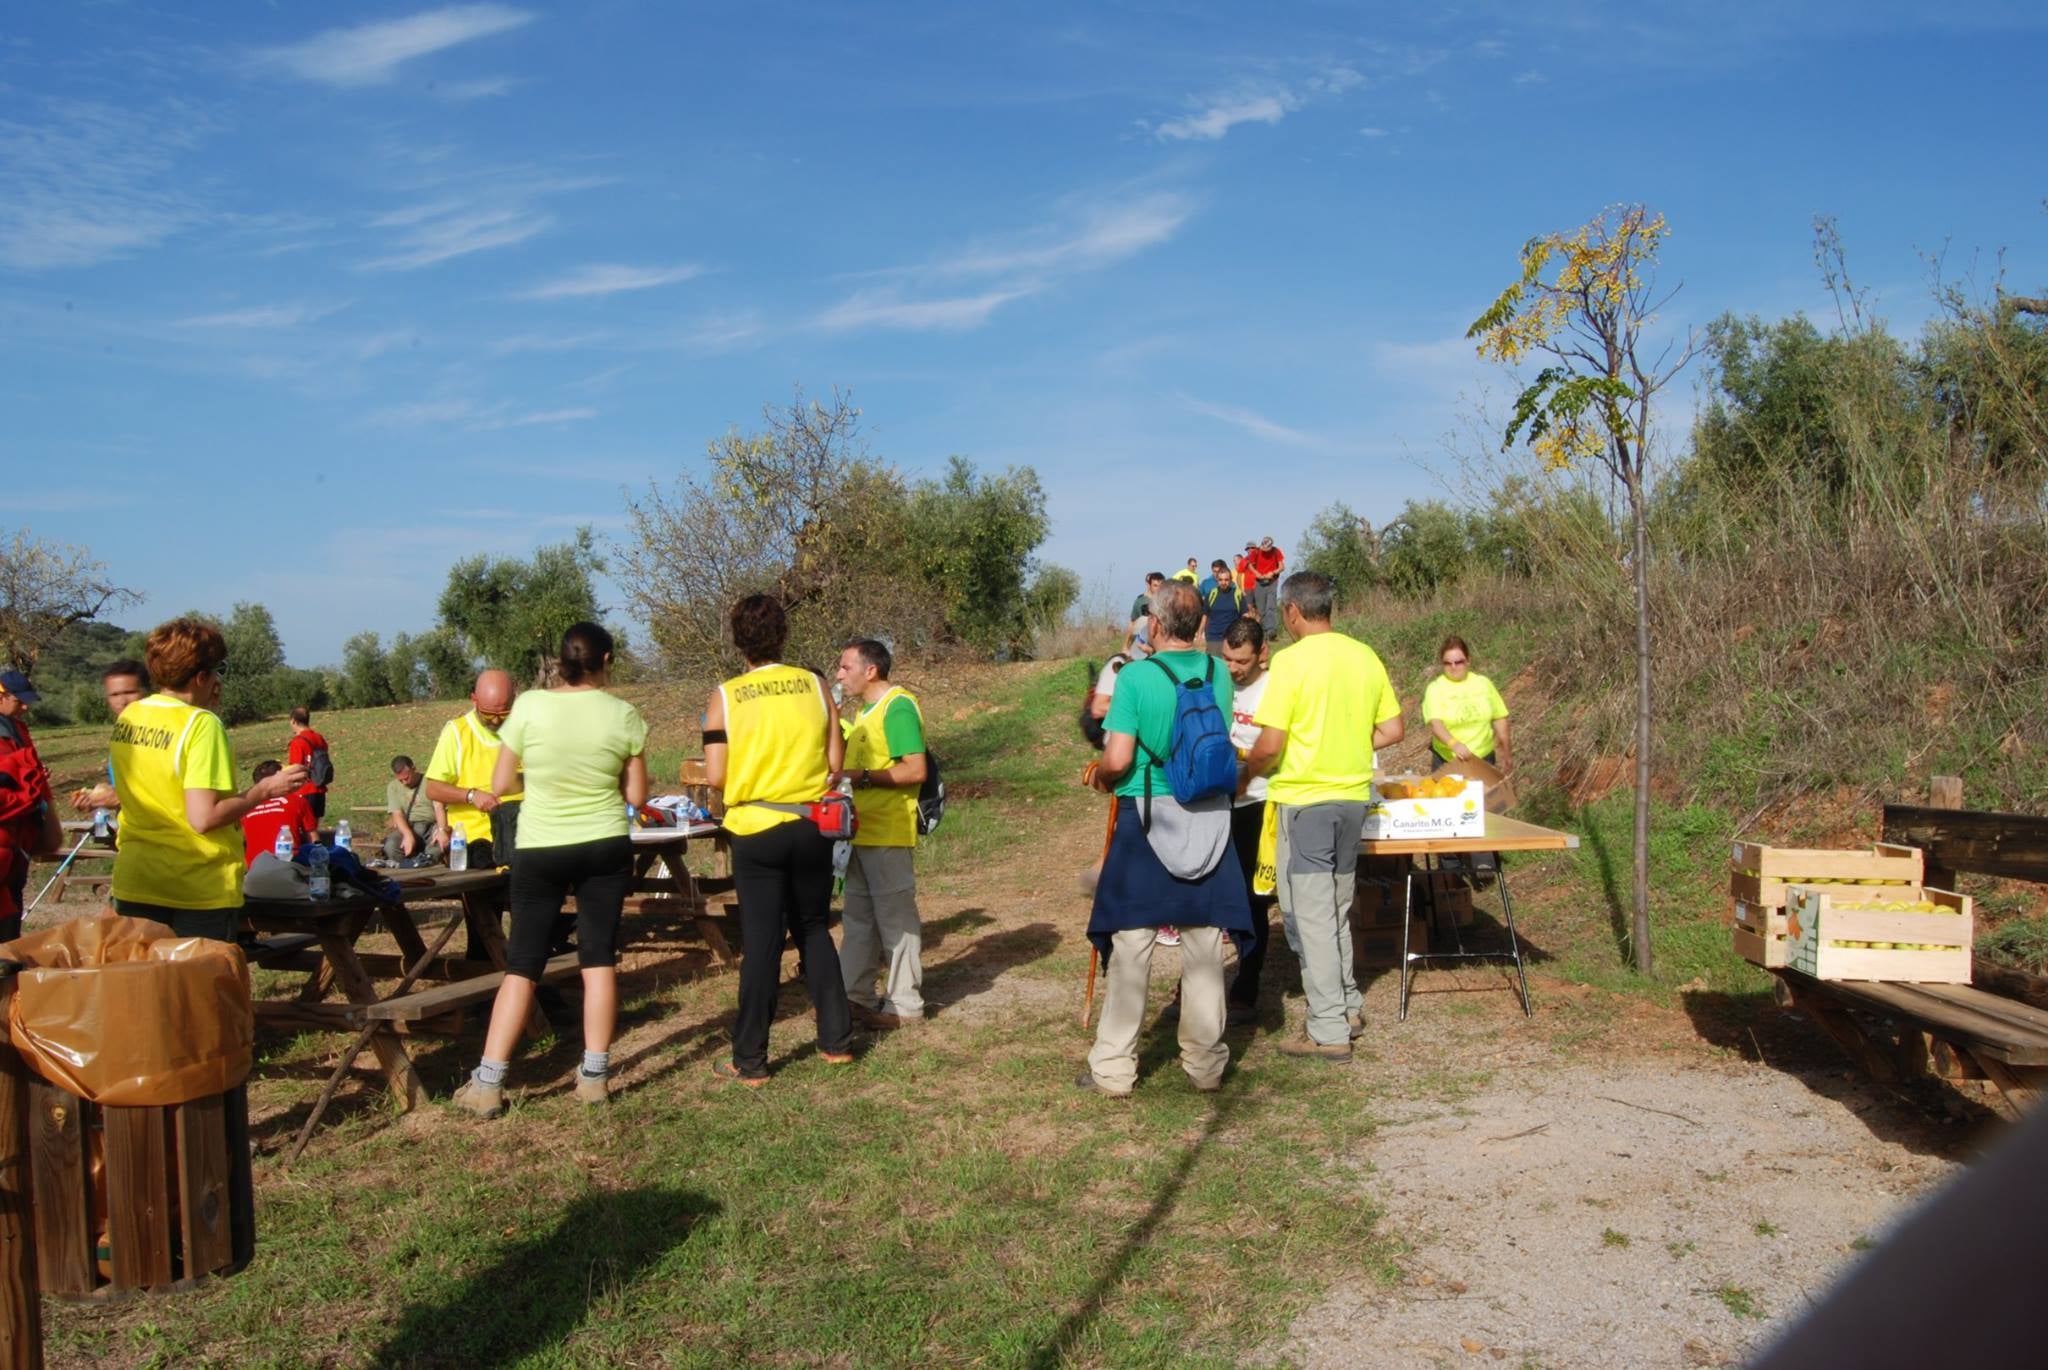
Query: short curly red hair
145 617 227 691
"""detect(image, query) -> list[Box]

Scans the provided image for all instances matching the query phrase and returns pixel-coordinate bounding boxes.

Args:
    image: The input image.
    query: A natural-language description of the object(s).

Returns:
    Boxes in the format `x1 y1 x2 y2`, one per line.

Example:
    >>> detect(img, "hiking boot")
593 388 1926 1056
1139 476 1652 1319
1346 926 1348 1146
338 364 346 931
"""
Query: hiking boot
574 1072 608 1104
820 1048 856 1065
1072 1068 1131 1099
711 1060 768 1089
1226 1003 1258 1027
450 1079 506 1119
1188 1073 1224 1094
1347 1010 1366 1040
1278 1038 1354 1063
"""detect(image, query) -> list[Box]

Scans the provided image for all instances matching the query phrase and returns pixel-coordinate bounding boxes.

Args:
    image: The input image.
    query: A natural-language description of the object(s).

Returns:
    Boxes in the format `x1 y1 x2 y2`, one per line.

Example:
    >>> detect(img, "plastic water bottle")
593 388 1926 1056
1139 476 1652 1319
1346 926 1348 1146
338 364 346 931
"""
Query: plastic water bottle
334 819 352 852
308 844 331 898
448 828 468 872
272 827 294 862
92 807 110 840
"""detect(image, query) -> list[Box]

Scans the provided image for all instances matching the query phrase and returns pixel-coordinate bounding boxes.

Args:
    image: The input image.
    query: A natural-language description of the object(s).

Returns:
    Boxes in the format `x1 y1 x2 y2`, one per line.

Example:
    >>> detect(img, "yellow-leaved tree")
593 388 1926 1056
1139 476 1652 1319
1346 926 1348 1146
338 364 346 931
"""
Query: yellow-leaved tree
1467 205 1699 974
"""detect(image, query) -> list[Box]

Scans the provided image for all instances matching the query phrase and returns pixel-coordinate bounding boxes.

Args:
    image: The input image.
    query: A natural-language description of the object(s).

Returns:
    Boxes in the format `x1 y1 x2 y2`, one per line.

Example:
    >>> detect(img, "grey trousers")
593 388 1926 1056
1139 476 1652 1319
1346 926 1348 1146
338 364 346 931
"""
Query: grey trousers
1254 582 1279 635
840 844 923 1015
1087 926 1229 1093
1275 801 1367 1044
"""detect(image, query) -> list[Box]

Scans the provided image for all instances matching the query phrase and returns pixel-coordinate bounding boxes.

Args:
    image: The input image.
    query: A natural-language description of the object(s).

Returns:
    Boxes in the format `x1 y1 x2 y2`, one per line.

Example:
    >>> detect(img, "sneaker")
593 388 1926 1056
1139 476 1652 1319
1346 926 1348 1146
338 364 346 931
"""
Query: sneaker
1072 1068 1131 1099
711 1060 768 1089
819 1048 856 1065
574 1072 608 1104
1154 926 1181 947
1278 1038 1354 1063
450 1079 506 1118
1347 1010 1366 1040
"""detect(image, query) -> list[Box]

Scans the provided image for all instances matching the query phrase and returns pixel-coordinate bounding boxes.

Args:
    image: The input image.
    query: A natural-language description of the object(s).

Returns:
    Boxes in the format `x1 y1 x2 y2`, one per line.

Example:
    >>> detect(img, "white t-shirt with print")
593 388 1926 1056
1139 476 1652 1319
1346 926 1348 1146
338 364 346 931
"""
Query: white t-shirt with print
1230 670 1270 806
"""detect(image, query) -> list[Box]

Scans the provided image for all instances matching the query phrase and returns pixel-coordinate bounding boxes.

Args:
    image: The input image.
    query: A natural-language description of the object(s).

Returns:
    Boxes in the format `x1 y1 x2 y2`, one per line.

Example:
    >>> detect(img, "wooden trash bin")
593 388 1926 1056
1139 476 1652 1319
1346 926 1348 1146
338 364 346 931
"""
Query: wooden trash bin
25 1083 253 1300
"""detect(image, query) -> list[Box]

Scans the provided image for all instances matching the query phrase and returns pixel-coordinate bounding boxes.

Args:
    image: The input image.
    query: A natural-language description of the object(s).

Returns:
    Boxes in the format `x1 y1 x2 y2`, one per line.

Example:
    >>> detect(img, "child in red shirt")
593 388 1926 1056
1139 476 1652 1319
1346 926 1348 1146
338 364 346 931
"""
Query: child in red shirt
242 759 317 866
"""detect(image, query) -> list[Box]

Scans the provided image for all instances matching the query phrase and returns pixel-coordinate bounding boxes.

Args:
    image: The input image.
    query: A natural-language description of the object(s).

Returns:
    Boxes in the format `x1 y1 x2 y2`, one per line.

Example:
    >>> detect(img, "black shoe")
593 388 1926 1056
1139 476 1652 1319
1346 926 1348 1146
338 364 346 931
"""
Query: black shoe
1072 1068 1131 1099
1226 1003 1257 1027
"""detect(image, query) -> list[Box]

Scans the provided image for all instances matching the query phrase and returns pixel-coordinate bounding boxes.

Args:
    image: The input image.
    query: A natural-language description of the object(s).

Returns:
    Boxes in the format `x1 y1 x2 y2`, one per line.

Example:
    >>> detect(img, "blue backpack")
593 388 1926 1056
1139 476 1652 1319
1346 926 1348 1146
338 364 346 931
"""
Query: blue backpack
1134 656 1239 827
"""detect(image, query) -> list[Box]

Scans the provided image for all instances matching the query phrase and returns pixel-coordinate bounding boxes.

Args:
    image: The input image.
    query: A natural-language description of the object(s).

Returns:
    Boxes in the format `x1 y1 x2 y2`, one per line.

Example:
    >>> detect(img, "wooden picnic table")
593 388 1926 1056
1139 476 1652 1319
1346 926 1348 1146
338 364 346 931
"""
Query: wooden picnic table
626 823 738 966
1361 812 1580 1020
240 869 539 1137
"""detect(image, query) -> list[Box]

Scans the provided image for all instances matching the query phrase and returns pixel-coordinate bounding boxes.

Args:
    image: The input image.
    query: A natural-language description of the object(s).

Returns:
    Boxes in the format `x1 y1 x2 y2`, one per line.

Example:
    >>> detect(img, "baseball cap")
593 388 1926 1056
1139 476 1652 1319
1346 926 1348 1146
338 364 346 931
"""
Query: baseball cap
0 670 40 704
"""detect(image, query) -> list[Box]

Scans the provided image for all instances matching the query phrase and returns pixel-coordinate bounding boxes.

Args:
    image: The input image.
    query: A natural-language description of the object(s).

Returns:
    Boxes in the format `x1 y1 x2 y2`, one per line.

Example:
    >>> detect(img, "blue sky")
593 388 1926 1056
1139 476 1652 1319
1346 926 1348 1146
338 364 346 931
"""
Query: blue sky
6 2 2045 665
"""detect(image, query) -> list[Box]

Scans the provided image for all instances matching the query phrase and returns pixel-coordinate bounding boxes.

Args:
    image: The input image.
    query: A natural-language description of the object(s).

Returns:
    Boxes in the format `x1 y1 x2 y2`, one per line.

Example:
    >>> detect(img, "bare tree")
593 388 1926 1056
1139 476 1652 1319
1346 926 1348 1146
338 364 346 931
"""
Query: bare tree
0 529 140 673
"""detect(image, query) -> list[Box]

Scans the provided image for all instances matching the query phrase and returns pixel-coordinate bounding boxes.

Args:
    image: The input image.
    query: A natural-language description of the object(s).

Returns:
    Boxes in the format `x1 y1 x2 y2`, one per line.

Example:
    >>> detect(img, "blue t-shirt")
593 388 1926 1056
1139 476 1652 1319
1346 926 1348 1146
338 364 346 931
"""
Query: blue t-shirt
1202 585 1249 640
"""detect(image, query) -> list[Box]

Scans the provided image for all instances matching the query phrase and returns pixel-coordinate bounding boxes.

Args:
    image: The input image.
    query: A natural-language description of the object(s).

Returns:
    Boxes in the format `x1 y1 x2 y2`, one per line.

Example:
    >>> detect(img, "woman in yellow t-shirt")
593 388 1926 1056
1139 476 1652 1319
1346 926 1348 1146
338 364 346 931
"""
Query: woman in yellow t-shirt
452 622 648 1118
110 618 307 940
1419 635 1511 773
702 594 851 1086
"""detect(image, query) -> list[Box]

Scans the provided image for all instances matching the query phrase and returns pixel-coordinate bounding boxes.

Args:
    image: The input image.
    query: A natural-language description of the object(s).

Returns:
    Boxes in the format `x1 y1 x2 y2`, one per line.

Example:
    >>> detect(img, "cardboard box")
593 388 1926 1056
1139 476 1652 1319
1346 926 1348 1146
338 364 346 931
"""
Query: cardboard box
1362 776 1485 840
1354 918 1426 971
1786 883 1973 984
1443 755 1516 813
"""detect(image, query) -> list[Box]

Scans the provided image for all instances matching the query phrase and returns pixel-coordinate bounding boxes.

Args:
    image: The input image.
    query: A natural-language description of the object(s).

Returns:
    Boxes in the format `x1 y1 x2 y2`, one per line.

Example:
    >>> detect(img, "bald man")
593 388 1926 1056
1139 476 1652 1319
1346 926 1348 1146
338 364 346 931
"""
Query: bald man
424 669 524 871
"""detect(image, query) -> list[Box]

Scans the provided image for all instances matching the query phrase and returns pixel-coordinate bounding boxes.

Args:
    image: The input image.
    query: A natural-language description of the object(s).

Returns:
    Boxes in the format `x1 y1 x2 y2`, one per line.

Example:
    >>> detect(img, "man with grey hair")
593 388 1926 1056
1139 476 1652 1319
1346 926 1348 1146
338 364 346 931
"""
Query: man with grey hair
1242 570 1403 1059
1078 580 1253 1096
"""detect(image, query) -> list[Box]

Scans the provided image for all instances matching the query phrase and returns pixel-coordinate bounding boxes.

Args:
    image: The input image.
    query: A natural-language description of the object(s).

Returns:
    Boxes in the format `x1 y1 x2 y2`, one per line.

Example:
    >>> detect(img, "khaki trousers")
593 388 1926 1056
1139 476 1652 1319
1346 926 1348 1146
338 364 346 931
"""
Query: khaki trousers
840 844 923 1014
1275 801 1366 1045
1087 926 1229 1093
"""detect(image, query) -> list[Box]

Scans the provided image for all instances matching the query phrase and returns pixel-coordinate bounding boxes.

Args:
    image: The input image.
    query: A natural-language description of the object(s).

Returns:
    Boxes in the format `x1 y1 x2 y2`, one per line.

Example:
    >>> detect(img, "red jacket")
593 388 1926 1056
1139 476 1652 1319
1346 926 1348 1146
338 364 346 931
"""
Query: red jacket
288 728 328 796
243 793 317 867
1244 546 1285 586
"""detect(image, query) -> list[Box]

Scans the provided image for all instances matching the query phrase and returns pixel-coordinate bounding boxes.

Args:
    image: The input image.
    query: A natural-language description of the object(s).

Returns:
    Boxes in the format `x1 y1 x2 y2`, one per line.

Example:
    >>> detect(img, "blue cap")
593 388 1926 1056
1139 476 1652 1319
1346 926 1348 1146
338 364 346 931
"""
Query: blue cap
0 670 39 703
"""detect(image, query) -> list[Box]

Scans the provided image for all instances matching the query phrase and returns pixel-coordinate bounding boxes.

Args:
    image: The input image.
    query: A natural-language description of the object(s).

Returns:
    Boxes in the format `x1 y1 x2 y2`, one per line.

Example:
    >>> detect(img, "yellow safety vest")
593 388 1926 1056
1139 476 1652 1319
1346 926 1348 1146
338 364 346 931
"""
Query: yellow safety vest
109 694 242 910
720 664 830 837
846 686 924 848
432 711 524 844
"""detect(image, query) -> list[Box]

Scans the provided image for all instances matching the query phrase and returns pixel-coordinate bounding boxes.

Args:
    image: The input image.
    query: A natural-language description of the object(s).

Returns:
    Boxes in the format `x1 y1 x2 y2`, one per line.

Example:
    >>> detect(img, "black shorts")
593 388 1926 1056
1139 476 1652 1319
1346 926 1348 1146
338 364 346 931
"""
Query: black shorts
505 836 632 979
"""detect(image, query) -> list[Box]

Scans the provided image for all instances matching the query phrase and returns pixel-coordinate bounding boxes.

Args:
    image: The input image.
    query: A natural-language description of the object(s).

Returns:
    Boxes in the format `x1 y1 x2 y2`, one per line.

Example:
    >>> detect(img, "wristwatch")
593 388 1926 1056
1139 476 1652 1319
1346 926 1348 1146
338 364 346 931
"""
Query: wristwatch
464 788 476 805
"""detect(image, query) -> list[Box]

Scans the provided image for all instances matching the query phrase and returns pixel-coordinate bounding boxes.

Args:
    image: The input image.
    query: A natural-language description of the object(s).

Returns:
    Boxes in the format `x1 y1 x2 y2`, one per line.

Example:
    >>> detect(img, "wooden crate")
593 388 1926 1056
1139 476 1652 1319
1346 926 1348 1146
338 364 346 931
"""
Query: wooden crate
1730 899 1793 968
1729 841 1924 886
1786 884 1973 985
1354 919 1426 971
28 1085 254 1301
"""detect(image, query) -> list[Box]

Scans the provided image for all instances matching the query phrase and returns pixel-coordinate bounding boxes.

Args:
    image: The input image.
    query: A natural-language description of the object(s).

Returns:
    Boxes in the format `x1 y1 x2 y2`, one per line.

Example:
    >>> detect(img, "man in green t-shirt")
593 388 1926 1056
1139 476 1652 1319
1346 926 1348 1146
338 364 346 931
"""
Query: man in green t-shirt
382 754 438 862
833 638 930 1028
1244 571 1405 1059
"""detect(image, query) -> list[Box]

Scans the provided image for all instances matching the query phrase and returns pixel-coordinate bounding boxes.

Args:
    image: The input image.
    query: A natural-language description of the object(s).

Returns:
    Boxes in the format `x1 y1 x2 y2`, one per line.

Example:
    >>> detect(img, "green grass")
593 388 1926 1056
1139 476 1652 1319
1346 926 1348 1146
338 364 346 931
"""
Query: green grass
1601 1228 1631 1249
1710 1283 1764 1320
1753 1219 1779 1238
1979 916 2048 975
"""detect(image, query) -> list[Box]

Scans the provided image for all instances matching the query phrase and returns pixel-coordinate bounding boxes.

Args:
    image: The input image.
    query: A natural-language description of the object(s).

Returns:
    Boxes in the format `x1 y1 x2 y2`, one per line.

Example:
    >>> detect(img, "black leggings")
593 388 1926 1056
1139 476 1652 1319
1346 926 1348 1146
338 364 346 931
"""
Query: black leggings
730 819 851 1076
506 836 631 979
1228 802 1272 1007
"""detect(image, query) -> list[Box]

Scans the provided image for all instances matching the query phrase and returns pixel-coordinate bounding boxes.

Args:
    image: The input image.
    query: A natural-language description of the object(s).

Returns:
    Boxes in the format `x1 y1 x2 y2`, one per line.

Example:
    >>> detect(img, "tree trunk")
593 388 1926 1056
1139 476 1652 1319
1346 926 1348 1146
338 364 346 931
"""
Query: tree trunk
1627 468 1654 974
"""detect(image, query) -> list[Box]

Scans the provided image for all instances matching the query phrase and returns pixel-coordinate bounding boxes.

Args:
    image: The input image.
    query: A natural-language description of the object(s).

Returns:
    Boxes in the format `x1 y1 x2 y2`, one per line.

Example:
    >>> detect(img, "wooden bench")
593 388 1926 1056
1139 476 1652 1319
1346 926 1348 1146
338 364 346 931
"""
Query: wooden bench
363 952 581 1022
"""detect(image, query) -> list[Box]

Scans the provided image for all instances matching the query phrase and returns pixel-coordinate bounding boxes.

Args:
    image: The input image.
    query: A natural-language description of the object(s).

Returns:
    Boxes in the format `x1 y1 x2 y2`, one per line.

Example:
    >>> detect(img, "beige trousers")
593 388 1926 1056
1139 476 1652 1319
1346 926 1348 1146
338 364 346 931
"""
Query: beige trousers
840 844 923 1014
1087 926 1229 1093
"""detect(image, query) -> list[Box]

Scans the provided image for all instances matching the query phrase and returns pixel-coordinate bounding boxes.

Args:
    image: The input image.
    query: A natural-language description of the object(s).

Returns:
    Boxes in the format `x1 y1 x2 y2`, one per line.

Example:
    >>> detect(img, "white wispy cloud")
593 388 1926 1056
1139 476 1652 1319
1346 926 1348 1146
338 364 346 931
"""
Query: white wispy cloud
1514 70 1548 85
367 398 475 427
1359 126 1390 138
470 407 598 429
815 288 1033 333
438 76 518 100
1179 394 1327 449
918 194 1192 279
175 302 349 328
0 97 210 270
259 5 533 88
516 263 704 300
361 203 551 271
490 330 614 354
1153 65 1362 142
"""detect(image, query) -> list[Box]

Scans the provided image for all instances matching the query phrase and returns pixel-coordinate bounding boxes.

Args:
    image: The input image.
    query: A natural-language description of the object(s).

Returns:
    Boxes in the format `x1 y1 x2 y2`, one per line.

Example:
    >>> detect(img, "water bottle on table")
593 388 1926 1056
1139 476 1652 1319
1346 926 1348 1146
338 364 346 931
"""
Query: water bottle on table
448 827 468 872
272 827 294 862
308 844 331 898
334 818 352 852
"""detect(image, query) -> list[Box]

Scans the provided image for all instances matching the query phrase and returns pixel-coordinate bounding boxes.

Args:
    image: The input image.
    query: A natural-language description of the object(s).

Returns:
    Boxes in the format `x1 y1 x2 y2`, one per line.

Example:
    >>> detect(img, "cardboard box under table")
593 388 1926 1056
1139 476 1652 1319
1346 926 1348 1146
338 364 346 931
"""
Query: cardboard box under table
1727 842 1924 970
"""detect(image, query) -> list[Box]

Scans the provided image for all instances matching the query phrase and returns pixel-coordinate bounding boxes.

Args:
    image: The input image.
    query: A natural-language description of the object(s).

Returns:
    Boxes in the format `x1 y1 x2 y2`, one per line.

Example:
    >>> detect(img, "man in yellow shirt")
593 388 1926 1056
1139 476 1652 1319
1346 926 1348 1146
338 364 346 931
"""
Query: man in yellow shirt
832 638 929 1028
424 669 524 954
424 669 523 869
1244 572 1404 1058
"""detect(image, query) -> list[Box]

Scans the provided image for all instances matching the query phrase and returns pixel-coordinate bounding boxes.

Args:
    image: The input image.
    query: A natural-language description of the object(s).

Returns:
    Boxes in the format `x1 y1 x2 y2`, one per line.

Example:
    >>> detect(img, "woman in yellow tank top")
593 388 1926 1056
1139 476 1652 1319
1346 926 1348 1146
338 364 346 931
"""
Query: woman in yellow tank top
702 595 853 1085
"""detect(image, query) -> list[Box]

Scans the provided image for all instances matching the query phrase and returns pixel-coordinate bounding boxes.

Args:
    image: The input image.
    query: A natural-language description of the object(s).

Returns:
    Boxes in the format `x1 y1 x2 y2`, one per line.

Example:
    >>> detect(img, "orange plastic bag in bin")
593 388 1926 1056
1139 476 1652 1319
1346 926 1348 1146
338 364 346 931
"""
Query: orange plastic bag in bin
2 913 254 1106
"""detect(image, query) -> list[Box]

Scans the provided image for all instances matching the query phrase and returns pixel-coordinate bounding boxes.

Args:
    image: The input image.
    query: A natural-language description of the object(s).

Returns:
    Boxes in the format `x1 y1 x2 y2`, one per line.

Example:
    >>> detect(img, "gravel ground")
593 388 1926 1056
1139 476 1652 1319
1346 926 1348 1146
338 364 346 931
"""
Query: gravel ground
1287 1046 1971 1368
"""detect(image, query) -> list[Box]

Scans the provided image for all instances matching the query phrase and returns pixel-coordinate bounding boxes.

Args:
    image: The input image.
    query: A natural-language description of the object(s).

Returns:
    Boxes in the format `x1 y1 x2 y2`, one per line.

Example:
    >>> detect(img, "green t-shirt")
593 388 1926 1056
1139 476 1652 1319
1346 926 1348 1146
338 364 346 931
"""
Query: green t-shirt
1421 672 1508 759
496 689 649 849
1252 631 1400 806
1103 650 1234 801
386 777 431 828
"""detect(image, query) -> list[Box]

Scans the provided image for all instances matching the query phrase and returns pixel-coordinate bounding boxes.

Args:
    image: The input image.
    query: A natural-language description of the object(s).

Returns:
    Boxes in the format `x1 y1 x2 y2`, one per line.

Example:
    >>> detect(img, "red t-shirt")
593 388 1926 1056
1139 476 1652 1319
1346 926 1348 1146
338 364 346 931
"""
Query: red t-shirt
287 728 328 796
1246 546 1285 584
243 793 317 867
